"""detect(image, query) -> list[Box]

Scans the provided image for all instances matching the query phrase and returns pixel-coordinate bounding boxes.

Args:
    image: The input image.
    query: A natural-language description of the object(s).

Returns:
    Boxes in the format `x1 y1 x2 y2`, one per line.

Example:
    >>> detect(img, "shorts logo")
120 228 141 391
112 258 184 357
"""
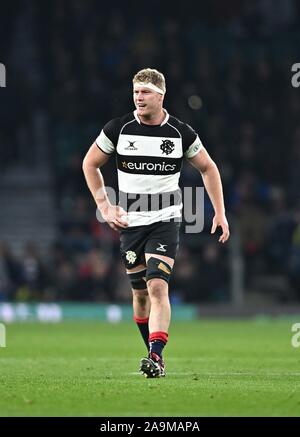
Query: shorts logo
126 250 137 264
160 139 175 155
156 243 167 252
158 262 171 275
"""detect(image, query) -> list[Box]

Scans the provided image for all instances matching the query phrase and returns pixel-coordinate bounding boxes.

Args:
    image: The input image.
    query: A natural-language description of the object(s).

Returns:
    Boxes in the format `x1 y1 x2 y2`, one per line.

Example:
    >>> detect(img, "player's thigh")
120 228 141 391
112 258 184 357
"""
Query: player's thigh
145 253 174 269
119 227 146 269
126 263 147 274
144 221 180 264
126 263 147 292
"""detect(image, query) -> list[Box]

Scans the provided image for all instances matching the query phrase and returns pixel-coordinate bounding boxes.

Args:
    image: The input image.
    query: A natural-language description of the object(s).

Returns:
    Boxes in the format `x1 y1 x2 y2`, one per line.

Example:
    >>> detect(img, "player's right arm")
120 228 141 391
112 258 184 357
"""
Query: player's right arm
82 142 128 230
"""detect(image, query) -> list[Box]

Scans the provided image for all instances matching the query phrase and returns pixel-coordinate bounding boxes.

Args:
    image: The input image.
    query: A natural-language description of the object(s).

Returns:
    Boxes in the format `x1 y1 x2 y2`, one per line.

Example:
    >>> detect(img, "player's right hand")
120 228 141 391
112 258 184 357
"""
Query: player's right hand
99 204 128 231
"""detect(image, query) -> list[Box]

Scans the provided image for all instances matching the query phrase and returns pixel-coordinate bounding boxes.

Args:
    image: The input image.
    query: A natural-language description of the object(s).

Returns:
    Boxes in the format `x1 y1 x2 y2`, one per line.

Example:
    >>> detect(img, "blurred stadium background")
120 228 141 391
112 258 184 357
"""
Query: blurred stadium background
1 0 300 322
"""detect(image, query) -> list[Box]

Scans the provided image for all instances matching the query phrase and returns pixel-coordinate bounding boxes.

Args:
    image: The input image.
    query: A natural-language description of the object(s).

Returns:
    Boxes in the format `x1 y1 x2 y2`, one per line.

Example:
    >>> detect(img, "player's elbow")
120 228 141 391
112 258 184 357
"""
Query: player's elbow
201 159 218 176
82 155 88 172
82 154 93 174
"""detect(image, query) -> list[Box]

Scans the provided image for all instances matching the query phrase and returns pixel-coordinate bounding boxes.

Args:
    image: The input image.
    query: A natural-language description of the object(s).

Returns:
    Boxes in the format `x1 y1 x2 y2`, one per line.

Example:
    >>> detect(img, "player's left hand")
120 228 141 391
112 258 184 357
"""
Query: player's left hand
211 214 230 243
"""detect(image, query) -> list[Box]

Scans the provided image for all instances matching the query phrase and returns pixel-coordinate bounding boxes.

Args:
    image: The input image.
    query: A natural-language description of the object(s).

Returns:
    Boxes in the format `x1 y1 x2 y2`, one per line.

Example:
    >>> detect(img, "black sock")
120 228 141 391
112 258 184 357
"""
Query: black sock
149 340 165 358
149 332 168 358
134 317 149 351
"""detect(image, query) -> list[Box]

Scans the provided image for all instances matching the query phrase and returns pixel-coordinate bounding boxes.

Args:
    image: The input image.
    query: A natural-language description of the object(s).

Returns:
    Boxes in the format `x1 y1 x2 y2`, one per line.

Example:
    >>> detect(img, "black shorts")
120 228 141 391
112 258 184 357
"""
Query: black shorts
120 221 180 270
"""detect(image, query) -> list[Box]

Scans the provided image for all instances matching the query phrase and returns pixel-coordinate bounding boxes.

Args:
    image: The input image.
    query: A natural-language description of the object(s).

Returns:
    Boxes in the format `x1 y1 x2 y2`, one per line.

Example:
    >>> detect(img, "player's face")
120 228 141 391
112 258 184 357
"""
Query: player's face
133 86 163 118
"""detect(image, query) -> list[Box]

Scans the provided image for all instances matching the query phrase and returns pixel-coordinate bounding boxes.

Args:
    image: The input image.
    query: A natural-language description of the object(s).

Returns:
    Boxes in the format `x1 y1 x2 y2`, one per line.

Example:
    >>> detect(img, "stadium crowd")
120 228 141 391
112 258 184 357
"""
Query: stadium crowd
1 0 300 303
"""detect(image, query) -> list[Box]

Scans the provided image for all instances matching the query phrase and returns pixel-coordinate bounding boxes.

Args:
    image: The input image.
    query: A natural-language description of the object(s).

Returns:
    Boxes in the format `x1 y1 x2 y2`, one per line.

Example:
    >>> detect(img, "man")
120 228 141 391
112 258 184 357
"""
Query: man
82 68 230 378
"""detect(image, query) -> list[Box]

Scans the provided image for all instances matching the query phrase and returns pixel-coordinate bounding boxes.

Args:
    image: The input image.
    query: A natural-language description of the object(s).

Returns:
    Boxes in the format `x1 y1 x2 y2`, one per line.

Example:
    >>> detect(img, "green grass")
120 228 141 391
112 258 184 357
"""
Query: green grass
1 319 300 416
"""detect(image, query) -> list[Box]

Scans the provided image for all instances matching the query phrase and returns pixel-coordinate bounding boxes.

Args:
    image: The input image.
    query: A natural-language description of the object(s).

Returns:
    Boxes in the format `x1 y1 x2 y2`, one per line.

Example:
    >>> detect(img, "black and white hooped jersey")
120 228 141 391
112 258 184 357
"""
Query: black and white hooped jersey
95 109 203 227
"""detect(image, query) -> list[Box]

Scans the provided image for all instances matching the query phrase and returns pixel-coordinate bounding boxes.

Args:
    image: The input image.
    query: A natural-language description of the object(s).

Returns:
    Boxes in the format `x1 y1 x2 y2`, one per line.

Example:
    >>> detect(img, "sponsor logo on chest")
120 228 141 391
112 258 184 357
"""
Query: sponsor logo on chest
117 135 182 158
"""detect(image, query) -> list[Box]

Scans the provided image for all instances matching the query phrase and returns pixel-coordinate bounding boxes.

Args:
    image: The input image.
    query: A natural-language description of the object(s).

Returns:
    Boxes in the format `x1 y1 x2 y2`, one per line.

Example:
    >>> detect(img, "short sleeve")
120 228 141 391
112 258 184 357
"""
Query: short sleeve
95 118 121 155
180 123 203 158
95 130 115 154
184 135 203 159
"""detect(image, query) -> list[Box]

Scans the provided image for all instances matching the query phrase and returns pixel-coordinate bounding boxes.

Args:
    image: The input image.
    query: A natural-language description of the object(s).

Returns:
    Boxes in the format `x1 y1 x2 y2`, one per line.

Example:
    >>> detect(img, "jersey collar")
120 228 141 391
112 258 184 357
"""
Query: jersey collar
133 109 169 126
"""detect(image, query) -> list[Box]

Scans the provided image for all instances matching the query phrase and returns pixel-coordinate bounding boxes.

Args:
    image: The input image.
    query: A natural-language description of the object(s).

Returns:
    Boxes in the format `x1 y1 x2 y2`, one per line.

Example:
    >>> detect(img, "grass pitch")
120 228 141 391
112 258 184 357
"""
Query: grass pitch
1 319 300 416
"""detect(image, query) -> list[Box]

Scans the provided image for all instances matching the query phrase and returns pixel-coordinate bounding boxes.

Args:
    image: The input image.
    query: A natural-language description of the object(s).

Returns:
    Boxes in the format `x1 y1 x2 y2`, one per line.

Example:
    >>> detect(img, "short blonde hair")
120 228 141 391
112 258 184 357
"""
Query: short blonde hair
133 68 166 94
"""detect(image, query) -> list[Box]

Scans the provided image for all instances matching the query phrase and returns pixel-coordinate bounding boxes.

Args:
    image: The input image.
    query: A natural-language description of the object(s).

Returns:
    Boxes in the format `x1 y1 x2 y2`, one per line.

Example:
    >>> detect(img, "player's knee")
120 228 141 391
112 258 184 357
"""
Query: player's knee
146 257 173 285
133 292 149 308
127 268 147 290
132 288 148 297
147 278 167 300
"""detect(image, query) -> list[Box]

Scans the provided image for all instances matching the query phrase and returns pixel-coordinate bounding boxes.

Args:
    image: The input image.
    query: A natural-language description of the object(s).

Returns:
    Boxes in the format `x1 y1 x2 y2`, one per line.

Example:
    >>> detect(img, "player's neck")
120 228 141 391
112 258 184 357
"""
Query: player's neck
139 109 165 126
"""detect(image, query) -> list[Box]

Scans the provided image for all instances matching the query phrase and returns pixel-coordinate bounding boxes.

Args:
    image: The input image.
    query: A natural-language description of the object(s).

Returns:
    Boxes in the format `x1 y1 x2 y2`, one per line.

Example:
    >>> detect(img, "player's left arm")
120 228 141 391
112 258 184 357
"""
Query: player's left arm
188 147 230 243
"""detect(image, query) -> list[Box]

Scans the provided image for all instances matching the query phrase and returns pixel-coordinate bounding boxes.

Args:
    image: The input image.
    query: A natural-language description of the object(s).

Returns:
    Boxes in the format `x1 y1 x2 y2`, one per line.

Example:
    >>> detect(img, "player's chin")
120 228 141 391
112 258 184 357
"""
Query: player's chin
137 107 148 115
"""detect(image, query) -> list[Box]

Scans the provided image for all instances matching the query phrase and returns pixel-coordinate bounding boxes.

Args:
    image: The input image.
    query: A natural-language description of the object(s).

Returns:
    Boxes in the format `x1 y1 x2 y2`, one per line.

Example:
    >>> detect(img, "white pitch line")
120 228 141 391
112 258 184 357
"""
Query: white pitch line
127 371 300 376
